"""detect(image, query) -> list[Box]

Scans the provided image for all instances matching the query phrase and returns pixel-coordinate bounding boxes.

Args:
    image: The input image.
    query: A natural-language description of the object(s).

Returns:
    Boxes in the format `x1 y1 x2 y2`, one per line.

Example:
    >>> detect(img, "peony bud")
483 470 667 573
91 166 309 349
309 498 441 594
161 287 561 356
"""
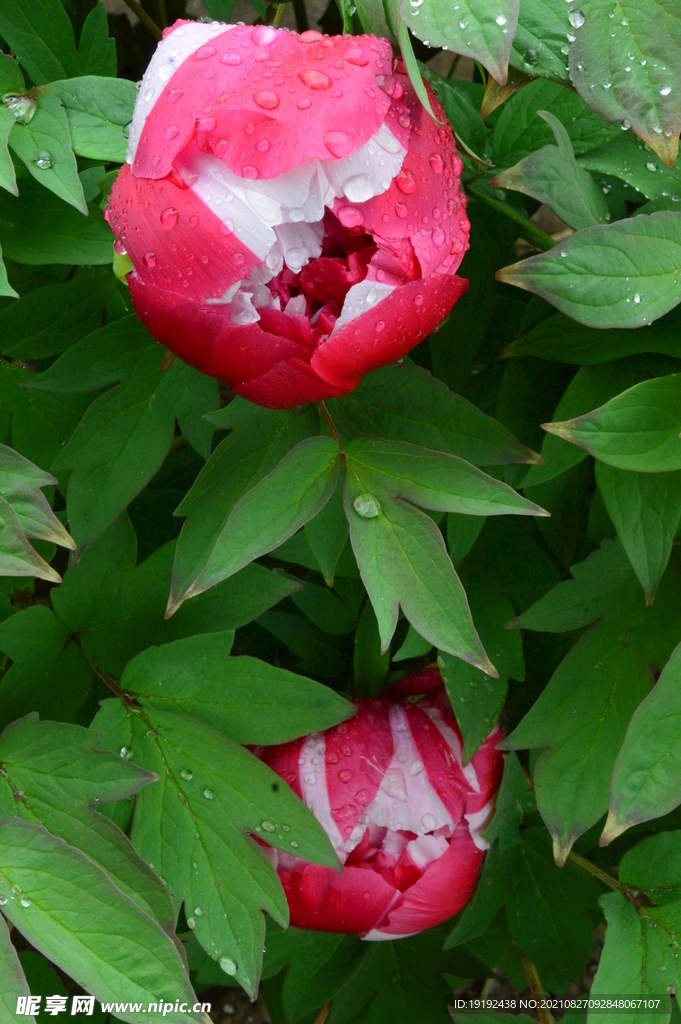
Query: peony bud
108 21 470 409
258 667 503 938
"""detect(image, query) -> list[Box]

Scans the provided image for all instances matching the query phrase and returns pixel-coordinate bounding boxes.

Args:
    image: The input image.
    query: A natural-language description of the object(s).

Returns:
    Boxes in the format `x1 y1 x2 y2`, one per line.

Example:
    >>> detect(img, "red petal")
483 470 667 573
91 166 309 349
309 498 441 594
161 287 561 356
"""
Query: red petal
368 824 483 937
467 725 505 814
281 862 401 933
132 25 392 182
405 704 470 822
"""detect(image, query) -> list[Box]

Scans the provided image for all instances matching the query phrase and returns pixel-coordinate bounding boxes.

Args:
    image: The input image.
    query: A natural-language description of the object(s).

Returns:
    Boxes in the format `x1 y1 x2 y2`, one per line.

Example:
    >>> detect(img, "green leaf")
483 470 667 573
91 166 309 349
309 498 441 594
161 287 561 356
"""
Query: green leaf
596 463 681 601
400 0 519 84
543 373 681 472
578 133 681 204
76 3 117 78
0 0 80 84
168 362 219 461
490 110 610 229
0 53 25 94
0 497 60 584
0 818 204 1024
603 643 681 843
187 437 340 601
291 579 355 636
120 631 354 744
330 362 540 467
438 575 523 760
0 914 32 1024
425 71 487 156
0 181 112 265
491 78 619 168
509 0 571 82
618 830 681 901
303 477 348 588
498 213 681 329
54 347 180 547
505 305 681 364
501 559 681 864
52 516 298 679
9 93 86 214
591 892 679 1017
507 538 634 632
344 472 494 674
0 714 176 938
0 107 18 199
397 22 438 123
482 751 535 850
569 0 681 168
168 401 318 615
393 623 433 661
0 442 74 549
47 77 136 163
0 605 93 731
353 599 391 696
345 438 548 517
92 701 338 997
274 930 364 1024
446 512 486 564
0 273 115 360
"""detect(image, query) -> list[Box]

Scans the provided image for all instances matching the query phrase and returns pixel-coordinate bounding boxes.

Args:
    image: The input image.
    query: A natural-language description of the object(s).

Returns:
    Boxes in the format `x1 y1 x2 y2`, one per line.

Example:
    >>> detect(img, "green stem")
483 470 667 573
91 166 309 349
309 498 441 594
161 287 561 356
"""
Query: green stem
316 401 344 450
568 851 622 892
154 0 167 29
120 0 162 40
273 3 287 28
446 53 461 79
467 181 555 251
517 948 555 1024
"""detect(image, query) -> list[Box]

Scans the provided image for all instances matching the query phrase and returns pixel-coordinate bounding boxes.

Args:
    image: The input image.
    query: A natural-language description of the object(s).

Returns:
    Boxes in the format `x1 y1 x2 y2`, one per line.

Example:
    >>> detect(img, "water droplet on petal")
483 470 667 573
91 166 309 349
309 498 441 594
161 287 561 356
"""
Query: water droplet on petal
253 89 280 110
167 89 183 103
163 125 180 140
421 813 437 830
161 207 179 228
395 202 408 218
194 44 217 60
304 772 317 785
113 239 127 256
338 769 353 783
396 169 416 194
297 98 312 109
323 130 353 157
429 153 444 173
432 227 446 246
221 53 242 65
298 69 332 90
343 47 369 66
241 165 259 179
337 206 364 228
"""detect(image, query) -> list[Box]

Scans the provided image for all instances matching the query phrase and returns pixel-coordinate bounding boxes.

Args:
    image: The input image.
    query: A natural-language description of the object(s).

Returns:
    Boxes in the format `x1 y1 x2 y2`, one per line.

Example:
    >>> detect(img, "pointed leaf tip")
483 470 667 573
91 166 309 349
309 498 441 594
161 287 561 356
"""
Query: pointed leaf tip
599 812 628 847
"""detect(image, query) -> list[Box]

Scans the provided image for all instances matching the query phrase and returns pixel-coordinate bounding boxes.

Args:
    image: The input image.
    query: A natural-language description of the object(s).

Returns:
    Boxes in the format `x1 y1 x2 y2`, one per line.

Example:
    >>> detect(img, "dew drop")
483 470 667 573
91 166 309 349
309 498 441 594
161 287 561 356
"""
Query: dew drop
290 840 298 849
194 44 217 60
603 79 612 89
568 9 585 27
33 150 53 170
414 293 424 306
646 161 657 172
429 153 444 173
432 227 446 246
3 93 36 125
298 69 333 90
421 813 437 830
354 493 380 518
343 47 369 66
187 916 196 929
660 85 672 96
633 292 642 303
396 169 416 194
221 52 242 65
0 896 6 906
261 820 276 833
203 788 214 799
523 48 538 65
621 118 631 130
323 130 353 157
241 165 259 179
376 320 385 332
181 769 193 781
167 89 183 103
253 89 280 110
495 13 507 25
338 769 353 783
161 207 179 228
338 205 364 228
11 885 21 895
304 772 317 785
20 898 30 908
220 956 238 976
113 239 127 256
410 760 424 775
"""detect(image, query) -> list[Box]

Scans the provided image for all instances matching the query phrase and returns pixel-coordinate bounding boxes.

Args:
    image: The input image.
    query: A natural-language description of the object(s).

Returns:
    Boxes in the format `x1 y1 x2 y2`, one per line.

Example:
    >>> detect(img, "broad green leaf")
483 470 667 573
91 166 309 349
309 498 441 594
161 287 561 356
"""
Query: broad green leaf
0 273 115 360
491 78 619 168
0 442 74 550
344 473 494 674
169 401 318 614
75 4 117 78
618 831 681 902
0 714 176 938
120 632 354 744
509 0 571 81
507 538 634 632
266 928 364 1024
425 70 487 156
502 561 681 864
446 512 486 564
167 362 219 461
9 93 86 214
0 107 17 198
393 623 432 661
47 78 136 163
578 133 681 203
490 110 609 229
52 516 299 679
596 463 681 601
0 497 61 584
92 701 338 996
0 819 204 1024
569 0 681 168
591 892 679 1022
204 0 240 20
188 437 340 601
0 605 93 731
330 362 540 467
446 828 599 992
0 53 24 94
28 315 155 393
354 0 394 40
0 0 80 84
258 609 348 680
498 213 681 329
397 22 438 123
303 477 348 588
54 347 180 547
505 305 681 364
353 599 391 697
400 0 519 84
439 576 523 760
291 579 355 636
523 356 679 487
543 373 681 472
0 181 112 265
481 751 534 851
0 914 32 1024
345 438 548 517
603 643 681 843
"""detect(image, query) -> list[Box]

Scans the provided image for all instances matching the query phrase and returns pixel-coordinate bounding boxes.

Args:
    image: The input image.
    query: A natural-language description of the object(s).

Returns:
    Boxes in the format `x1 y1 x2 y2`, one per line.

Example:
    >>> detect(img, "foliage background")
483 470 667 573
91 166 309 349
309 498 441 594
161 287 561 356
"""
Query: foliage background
1 0 681 1022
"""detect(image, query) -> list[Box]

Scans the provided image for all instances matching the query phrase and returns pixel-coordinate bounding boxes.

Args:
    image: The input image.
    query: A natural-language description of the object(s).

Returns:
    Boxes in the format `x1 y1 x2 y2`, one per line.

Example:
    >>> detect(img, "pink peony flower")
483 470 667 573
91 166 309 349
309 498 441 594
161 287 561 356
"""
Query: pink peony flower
258 668 503 938
107 20 470 408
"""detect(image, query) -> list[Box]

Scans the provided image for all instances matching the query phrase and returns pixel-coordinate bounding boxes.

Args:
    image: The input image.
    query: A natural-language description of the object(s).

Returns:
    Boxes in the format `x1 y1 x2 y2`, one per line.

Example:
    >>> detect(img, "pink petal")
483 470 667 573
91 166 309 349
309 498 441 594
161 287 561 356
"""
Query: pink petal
281 862 402 934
